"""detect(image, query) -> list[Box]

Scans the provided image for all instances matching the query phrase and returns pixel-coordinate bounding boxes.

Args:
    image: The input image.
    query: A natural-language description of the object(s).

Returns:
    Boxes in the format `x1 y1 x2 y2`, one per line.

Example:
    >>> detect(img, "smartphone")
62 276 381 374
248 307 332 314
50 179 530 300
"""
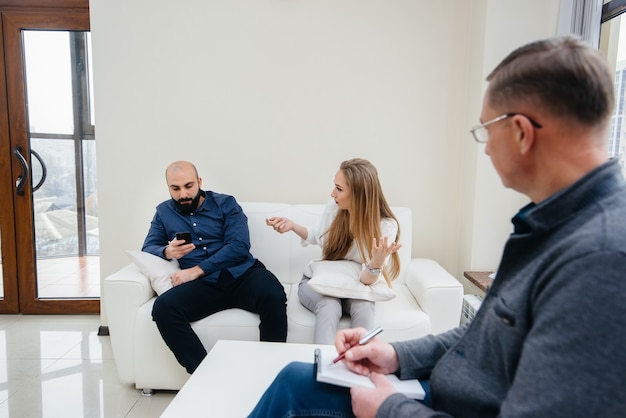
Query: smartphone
175 232 192 244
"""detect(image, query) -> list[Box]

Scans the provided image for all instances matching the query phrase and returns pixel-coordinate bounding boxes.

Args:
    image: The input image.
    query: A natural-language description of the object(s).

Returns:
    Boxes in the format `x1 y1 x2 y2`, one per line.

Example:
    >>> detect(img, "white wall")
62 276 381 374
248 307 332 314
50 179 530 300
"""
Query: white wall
89 0 561 323
459 0 562 273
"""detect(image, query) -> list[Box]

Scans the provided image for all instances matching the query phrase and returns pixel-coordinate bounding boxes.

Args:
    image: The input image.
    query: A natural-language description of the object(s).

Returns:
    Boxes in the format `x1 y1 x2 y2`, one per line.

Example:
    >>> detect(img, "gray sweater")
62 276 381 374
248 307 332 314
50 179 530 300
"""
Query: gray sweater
381 160 626 418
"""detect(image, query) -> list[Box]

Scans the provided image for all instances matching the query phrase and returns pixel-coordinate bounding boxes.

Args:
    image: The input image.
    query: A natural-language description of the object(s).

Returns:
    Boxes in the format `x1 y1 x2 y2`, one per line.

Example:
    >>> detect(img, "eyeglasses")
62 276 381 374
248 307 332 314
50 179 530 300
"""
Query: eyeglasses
470 113 542 143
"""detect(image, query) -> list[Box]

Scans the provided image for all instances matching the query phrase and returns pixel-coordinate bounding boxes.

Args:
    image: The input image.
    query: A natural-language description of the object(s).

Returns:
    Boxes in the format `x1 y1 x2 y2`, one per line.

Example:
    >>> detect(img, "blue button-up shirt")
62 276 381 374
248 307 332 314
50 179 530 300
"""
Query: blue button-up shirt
142 190 256 282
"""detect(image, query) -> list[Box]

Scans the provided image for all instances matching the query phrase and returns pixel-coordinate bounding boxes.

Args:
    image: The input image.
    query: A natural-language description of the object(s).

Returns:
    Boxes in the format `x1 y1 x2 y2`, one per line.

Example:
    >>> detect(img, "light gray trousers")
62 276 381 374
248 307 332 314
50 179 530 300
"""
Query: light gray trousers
298 276 375 344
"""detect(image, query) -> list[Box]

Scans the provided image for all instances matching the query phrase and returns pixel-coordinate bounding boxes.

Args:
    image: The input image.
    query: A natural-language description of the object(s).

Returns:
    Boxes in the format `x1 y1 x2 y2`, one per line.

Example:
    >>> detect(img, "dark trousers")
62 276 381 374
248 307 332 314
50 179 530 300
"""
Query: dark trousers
152 260 287 374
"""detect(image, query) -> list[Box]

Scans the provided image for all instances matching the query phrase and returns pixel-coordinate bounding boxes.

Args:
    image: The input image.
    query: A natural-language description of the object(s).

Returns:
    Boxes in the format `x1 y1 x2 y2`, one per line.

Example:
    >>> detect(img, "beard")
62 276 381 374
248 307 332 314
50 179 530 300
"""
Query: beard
172 189 203 215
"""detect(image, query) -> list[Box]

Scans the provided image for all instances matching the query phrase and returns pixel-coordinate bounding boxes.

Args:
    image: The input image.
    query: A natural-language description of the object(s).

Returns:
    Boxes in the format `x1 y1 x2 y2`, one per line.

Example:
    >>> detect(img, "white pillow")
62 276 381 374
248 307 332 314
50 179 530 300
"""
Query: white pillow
308 260 396 302
125 250 179 295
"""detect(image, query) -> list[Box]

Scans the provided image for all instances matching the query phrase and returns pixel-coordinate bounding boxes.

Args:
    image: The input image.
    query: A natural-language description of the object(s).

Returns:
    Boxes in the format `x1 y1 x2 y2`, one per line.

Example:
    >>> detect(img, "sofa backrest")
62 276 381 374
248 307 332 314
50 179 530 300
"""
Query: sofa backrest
240 202 412 286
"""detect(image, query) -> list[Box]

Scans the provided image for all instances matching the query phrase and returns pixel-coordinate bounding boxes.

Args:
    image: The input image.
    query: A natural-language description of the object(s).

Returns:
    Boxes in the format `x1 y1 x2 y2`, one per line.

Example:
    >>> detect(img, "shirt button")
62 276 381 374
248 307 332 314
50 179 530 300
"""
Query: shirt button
199 237 203 241
193 223 197 227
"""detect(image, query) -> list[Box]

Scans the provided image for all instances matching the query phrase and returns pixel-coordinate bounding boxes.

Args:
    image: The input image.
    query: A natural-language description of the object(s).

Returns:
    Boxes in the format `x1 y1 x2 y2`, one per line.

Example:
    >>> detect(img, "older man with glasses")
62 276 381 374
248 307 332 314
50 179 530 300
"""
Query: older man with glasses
247 35 626 418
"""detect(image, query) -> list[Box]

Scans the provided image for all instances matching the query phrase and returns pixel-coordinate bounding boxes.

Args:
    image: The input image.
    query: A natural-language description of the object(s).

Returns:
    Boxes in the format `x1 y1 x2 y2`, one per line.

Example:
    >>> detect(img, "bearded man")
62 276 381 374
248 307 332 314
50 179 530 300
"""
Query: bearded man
143 160 287 374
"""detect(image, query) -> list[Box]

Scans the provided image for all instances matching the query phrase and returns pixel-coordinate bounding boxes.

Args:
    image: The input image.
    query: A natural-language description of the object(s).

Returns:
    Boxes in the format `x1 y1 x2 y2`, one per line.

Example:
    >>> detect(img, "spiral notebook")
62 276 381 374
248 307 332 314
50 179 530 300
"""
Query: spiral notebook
313 348 425 399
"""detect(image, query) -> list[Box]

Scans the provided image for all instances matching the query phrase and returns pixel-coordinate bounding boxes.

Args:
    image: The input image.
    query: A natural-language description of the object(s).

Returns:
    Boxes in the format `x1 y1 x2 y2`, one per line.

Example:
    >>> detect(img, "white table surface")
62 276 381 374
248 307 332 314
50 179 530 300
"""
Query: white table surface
161 340 331 418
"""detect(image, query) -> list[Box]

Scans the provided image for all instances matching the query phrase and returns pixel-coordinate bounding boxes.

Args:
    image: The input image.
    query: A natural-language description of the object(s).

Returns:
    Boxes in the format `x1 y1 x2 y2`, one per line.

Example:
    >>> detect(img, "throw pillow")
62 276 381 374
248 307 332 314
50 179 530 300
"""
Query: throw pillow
308 260 396 302
125 250 179 295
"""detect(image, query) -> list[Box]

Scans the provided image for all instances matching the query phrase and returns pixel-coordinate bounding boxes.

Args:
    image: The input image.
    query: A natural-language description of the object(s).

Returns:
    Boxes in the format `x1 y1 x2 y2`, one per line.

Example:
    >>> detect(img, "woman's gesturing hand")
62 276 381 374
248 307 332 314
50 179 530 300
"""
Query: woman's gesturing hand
369 236 402 268
266 217 294 233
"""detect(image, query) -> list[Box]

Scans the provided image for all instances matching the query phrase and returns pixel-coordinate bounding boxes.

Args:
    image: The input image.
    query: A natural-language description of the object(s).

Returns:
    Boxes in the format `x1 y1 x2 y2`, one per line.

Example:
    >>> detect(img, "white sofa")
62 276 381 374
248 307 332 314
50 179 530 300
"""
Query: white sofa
103 202 463 393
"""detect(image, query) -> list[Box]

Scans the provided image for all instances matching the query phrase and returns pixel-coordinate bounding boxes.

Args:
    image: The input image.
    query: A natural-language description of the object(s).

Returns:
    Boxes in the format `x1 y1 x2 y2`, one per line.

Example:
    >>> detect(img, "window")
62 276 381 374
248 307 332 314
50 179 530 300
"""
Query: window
601 0 626 174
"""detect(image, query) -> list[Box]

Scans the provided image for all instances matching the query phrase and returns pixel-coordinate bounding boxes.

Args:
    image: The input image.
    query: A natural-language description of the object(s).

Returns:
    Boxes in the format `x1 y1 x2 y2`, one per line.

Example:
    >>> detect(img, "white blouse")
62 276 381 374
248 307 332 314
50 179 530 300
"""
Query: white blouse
302 199 398 276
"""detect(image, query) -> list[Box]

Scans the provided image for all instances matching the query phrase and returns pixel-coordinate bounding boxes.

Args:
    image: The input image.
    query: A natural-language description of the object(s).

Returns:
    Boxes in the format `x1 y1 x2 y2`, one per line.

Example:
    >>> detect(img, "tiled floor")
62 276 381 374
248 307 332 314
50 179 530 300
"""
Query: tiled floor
0 314 176 417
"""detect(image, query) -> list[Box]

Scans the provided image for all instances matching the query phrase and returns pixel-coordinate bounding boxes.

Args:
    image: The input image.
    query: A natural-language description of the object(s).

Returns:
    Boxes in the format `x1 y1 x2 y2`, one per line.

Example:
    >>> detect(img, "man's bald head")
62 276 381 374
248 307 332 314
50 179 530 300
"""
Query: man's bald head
166 161 199 181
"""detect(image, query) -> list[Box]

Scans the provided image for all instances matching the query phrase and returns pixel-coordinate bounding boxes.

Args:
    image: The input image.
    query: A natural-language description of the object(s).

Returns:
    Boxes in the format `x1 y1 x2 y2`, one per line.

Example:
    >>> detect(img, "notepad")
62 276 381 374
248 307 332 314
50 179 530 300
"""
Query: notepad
313 348 425 399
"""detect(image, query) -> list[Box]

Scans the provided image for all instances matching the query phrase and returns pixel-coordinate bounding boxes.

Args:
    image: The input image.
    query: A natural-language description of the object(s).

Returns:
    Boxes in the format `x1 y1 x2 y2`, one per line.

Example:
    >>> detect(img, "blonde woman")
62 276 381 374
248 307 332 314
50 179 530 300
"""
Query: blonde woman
266 158 401 344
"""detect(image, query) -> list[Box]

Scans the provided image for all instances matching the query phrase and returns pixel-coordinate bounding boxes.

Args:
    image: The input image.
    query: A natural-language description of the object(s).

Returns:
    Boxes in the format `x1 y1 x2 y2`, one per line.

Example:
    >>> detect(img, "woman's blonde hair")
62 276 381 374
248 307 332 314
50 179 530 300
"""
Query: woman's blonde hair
322 158 401 285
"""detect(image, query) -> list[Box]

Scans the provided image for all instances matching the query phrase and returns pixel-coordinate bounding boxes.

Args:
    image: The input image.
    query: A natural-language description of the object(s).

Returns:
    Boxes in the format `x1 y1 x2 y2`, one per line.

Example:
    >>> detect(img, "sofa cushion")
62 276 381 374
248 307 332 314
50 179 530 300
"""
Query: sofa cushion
308 260 396 301
125 250 178 295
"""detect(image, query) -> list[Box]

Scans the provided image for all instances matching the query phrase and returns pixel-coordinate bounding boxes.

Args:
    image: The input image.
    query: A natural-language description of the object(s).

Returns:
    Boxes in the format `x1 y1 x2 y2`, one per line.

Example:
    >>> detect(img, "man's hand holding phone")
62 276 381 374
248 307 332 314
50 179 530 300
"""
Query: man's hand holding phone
165 232 195 260
175 232 192 244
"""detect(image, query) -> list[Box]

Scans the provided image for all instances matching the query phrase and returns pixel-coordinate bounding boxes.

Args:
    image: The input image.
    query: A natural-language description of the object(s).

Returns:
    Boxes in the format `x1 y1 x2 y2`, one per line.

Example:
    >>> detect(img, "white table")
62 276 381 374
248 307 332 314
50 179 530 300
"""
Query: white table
161 340 328 417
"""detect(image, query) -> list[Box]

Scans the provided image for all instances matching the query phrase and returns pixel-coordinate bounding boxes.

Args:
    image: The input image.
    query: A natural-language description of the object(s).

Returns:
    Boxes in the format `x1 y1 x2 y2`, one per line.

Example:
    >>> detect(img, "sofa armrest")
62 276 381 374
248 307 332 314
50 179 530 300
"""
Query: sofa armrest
103 263 156 384
405 258 463 334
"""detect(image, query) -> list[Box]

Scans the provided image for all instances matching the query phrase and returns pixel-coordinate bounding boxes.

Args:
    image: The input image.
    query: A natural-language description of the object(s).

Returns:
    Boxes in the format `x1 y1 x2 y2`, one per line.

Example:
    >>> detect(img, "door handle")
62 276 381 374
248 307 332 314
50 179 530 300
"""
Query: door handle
13 146 29 196
12 146 47 195
30 148 47 193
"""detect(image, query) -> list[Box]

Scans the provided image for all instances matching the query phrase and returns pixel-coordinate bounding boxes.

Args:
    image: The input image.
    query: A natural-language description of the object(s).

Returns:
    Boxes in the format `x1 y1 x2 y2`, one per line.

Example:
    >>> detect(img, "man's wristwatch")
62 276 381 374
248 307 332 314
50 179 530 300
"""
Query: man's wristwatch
364 263 382 275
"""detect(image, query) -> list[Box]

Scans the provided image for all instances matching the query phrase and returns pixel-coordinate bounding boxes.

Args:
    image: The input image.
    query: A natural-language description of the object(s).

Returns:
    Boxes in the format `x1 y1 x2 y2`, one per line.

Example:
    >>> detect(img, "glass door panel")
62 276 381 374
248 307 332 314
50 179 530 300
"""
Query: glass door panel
23 30 99 299
24 31 74 134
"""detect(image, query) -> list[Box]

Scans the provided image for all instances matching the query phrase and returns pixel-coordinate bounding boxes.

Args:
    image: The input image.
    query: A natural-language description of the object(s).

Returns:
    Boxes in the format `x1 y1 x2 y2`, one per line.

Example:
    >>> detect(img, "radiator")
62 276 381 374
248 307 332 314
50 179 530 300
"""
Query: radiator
460 294 484 325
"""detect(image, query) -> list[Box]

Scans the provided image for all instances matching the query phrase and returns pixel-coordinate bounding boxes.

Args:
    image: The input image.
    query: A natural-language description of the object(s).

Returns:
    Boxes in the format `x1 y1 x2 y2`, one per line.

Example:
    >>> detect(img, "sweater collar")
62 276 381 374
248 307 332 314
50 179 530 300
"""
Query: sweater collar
511 159 625 234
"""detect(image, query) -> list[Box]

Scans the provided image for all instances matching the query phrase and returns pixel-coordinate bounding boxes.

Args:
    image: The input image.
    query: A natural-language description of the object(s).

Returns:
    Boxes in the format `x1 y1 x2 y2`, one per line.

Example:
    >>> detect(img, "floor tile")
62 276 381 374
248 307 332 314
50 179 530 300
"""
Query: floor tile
0 315 174 417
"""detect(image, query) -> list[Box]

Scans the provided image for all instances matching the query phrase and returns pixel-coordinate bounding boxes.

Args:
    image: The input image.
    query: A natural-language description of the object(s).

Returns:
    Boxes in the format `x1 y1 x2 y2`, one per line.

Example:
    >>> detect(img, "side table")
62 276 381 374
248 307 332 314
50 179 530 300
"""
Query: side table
462 271 494 295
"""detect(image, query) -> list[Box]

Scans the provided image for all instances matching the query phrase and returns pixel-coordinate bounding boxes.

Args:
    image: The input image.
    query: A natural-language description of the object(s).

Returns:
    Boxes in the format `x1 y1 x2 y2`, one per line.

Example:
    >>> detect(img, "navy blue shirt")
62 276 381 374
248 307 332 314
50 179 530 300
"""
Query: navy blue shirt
142 190 256 283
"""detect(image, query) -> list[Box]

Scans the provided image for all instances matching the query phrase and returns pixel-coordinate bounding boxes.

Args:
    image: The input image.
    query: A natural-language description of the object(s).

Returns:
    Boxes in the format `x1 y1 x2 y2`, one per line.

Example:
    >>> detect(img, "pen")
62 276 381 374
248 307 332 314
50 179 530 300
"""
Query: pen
331 326 383 364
